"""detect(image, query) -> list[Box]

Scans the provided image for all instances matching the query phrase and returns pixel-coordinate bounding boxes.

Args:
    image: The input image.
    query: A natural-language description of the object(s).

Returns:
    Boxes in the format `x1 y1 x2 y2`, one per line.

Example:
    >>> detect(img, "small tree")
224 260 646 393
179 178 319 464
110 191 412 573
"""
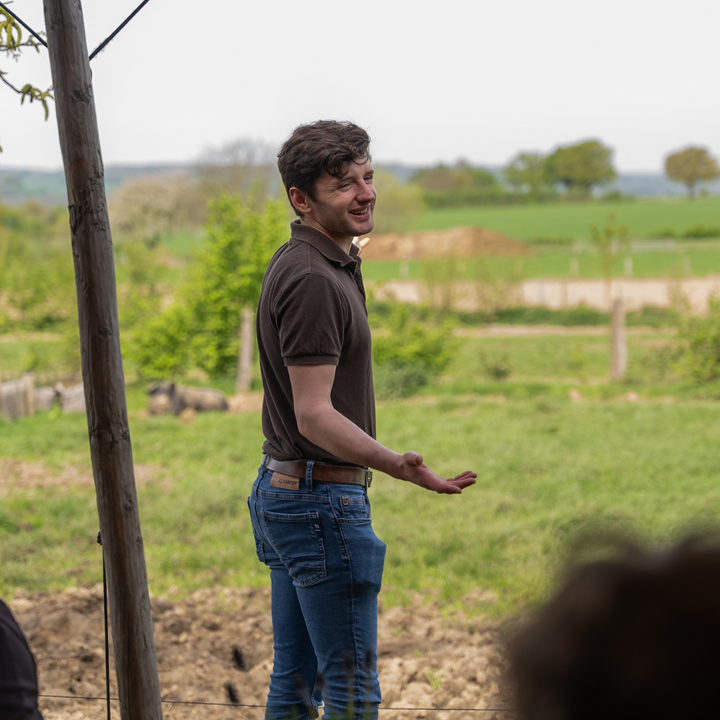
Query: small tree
544 140 616 196
0 8 53 152
665 147 720 199
591 212 630 304
129 193 286 379
591 213 630 381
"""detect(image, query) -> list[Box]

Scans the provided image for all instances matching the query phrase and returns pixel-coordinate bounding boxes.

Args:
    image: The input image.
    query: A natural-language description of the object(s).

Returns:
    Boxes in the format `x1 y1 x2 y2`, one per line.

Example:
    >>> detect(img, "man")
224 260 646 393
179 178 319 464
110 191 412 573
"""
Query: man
248 120 476 720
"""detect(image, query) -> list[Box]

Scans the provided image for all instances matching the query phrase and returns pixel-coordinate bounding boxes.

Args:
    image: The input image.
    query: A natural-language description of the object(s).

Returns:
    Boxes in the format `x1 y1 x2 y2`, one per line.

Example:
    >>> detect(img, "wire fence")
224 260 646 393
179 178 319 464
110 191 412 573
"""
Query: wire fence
38 693 512 715
0 0 152 61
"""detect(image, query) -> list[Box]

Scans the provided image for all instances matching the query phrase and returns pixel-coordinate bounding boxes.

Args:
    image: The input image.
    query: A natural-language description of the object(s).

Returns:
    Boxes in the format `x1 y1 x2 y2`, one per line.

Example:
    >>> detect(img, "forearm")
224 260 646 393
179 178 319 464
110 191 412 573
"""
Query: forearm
296 402 403 477
288 363 475 494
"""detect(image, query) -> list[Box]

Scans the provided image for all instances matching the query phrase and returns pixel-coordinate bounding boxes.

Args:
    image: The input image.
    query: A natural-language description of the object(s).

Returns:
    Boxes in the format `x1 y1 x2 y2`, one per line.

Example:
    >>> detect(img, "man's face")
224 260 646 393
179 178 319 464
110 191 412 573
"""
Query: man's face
301 158 376 246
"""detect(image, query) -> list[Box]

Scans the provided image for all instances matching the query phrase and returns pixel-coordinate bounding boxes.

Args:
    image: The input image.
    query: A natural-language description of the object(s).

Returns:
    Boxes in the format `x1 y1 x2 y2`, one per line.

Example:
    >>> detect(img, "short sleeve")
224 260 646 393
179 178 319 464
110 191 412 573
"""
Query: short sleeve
273 273 346 366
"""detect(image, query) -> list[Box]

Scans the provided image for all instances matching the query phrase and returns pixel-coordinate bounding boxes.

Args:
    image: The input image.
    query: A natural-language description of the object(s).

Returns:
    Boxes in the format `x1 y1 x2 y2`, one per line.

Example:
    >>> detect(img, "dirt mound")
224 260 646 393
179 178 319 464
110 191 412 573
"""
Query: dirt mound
9 586 513 720
361 226 533 261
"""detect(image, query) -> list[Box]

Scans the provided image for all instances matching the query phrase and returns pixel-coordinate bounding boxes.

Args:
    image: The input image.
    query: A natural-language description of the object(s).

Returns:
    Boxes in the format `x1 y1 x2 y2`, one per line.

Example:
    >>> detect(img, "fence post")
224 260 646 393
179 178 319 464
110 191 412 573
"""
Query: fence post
22 373 34 418
43 2 163 718
610 297 627 381
236 307 254 393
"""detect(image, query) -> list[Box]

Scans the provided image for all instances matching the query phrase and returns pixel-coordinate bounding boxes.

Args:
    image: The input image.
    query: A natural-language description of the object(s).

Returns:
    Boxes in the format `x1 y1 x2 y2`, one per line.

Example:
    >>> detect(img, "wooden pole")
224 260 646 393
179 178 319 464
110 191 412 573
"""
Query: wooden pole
236 307 254 393
610 297 627 381
43 2 163 718
22 373 34 418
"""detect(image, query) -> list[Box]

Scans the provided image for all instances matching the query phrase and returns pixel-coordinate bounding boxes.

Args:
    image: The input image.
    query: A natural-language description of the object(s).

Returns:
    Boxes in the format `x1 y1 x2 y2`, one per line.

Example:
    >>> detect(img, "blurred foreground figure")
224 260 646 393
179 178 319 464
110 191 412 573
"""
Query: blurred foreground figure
511 538 720 720
0 599 43 719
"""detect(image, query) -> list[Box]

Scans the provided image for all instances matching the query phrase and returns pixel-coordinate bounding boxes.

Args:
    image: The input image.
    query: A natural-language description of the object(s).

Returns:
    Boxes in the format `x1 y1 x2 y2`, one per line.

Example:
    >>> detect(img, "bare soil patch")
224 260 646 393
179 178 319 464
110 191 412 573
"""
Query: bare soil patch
0 459 157 494
9 586 514 720
361 227 532 261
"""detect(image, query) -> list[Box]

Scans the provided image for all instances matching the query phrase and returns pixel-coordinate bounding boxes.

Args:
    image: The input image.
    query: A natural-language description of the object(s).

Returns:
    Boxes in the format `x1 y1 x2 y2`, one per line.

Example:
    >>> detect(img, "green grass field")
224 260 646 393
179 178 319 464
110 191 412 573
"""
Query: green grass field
3 328 719 618
410 197 720 242
151 199 720 284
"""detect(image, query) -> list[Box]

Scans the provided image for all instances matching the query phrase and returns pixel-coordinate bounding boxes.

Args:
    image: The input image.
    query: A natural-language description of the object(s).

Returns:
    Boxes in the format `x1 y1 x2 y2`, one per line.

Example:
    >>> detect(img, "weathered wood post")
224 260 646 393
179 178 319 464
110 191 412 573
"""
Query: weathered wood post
43 1 163 718
236 306 254 393
22 373 34 417
610 297 627 381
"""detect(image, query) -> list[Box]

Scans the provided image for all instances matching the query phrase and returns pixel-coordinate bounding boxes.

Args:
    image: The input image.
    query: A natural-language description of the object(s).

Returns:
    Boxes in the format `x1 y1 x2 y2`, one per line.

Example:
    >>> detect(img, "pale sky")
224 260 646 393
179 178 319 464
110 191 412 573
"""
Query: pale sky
1 0 719 173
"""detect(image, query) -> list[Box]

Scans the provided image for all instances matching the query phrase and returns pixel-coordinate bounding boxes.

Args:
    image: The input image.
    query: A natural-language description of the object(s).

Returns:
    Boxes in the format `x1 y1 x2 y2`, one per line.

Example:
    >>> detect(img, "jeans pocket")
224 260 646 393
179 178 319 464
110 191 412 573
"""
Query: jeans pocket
262 509 326 588
339 494 369 522
247 496 267 563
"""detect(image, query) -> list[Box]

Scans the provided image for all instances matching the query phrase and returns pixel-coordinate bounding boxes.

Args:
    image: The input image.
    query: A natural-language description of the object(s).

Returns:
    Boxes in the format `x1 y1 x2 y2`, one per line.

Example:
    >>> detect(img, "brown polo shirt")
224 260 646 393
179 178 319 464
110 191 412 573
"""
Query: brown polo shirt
257 220 375 465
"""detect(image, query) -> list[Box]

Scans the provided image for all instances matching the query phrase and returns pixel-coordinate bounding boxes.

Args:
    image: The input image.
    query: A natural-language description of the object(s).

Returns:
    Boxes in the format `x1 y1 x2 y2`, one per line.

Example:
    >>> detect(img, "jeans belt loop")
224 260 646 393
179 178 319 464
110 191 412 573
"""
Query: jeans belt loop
305 460 315 493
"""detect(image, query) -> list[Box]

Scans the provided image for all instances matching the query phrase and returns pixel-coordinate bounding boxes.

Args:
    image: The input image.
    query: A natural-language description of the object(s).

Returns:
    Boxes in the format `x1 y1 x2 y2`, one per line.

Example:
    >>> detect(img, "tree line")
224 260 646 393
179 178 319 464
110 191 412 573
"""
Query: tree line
411 141 720 209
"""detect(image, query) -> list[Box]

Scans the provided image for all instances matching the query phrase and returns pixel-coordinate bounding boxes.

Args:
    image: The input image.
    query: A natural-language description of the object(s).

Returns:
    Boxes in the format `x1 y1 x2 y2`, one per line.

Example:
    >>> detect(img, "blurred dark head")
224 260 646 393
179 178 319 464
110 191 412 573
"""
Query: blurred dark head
511 538 720 720
277 121 371 216
0 599 43 719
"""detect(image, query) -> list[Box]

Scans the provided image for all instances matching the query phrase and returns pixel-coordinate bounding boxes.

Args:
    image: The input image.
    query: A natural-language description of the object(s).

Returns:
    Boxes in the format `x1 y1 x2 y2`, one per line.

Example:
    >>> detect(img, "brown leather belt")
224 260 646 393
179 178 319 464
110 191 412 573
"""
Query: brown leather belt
266 457 372 487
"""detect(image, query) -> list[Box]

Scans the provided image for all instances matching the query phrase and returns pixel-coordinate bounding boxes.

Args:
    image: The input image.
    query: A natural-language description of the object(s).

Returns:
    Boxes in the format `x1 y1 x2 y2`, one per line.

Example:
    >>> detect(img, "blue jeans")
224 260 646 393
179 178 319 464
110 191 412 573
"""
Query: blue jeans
248 459 386 720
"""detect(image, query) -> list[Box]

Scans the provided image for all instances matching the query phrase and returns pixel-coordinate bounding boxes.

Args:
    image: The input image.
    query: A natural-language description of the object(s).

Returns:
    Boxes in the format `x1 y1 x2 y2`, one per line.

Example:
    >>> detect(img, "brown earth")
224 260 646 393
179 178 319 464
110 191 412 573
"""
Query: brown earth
360 227 533 261
9 586 514 720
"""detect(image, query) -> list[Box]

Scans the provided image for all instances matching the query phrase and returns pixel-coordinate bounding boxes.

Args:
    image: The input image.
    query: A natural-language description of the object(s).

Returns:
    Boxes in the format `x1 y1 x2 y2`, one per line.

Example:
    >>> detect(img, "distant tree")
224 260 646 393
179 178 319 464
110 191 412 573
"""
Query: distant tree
544 140 616 195
503 152 546 193
411 161 500 208
110 174 198 246
195 138 280 211
0 8 53 152
664 147 720 199
412 161 497 192
371 171 425 234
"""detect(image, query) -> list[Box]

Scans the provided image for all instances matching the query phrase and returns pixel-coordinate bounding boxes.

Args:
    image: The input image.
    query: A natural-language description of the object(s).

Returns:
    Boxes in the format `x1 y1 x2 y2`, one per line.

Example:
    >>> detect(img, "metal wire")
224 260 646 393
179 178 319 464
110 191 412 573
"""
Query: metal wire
37 694 511 713
0 1 48 47
0 0 153 62
97 532 111 720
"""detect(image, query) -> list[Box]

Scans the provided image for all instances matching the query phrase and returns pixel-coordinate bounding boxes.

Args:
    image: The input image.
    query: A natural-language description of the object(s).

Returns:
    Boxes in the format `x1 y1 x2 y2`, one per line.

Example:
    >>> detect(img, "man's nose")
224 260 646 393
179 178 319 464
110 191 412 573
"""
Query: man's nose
356 181 375 203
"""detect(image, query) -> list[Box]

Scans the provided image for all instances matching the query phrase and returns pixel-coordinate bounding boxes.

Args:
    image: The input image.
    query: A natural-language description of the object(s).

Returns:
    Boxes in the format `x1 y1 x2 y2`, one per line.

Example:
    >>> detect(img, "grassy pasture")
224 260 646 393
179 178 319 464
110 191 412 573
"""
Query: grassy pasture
3 329 720 618
411 197 720 242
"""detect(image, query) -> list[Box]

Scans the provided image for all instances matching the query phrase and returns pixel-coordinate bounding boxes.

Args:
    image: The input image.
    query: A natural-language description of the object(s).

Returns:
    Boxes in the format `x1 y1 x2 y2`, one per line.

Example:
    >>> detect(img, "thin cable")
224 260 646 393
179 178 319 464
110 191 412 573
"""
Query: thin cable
37 695 511 712
88 0 152 61
97 532 111 720
0 1 48 47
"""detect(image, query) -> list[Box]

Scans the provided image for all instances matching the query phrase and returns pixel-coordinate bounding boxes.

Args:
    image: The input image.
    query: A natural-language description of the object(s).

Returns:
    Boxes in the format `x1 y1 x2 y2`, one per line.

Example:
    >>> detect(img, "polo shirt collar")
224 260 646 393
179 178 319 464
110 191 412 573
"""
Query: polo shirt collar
290 220 360 267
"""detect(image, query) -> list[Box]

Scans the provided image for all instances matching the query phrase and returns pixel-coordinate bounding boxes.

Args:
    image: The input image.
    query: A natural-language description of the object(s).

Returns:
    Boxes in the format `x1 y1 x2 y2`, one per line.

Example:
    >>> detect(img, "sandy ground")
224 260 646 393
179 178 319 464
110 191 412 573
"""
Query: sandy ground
377 275 720 313
9 586 514 720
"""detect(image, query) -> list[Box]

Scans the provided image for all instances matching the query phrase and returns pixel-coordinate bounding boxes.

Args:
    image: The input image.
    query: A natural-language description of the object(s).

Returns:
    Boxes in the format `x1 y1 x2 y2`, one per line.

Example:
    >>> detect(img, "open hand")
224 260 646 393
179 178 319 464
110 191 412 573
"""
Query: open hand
397 451 477 494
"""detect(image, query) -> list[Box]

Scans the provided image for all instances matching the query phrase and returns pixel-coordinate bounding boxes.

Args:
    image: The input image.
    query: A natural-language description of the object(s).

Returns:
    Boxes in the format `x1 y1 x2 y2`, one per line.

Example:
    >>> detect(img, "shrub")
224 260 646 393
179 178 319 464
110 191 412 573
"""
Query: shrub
682 224 720 239
677 298 720 383
372 302 457 398
481 353 512 381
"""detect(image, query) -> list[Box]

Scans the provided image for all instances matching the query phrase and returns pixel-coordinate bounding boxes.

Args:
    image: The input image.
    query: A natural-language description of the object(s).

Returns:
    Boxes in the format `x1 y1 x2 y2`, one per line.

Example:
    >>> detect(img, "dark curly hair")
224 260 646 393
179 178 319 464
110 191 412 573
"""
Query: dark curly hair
277 121 371 216
511 536 720 720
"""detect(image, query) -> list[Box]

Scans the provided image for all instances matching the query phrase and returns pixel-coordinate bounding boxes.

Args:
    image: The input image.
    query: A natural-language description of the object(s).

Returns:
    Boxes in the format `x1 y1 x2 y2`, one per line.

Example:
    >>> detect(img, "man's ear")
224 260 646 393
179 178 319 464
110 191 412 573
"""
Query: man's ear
288 187 312 216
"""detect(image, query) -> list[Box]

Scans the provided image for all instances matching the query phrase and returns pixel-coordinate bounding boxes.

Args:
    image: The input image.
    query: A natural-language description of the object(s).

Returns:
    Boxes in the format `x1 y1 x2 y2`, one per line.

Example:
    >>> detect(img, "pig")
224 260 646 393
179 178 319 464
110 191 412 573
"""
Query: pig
147 382 228 416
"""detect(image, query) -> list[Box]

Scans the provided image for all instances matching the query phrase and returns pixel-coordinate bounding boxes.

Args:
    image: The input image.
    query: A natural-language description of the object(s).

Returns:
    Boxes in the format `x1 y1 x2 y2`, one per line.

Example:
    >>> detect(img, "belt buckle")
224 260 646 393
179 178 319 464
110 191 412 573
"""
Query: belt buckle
365 468 373 488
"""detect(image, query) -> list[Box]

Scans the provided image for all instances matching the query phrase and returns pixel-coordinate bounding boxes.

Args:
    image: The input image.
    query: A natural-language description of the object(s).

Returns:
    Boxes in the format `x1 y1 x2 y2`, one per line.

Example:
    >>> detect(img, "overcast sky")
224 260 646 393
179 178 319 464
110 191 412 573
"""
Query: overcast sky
2 0 719 173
